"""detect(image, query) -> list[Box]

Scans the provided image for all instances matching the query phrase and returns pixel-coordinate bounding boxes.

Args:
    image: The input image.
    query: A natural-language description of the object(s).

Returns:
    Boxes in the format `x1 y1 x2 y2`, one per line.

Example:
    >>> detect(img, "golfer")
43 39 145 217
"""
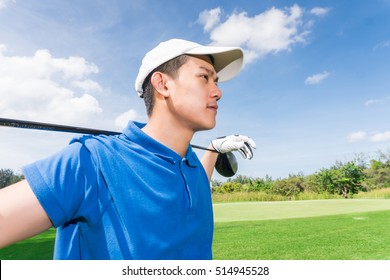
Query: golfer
0 38 256 259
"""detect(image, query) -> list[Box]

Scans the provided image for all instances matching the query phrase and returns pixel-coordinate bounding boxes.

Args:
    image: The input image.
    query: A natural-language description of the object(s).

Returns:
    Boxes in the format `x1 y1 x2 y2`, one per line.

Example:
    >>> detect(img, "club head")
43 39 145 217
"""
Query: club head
215 152 238 177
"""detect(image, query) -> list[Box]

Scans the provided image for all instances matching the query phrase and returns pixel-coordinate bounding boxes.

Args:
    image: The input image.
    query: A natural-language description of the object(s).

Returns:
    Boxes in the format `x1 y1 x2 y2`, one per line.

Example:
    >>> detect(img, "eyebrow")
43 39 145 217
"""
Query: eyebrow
199 66 219 82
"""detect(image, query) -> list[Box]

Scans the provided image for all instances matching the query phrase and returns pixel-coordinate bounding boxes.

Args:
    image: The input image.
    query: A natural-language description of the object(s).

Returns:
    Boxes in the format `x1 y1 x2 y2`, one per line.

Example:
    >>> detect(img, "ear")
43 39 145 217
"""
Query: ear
150 72 170 98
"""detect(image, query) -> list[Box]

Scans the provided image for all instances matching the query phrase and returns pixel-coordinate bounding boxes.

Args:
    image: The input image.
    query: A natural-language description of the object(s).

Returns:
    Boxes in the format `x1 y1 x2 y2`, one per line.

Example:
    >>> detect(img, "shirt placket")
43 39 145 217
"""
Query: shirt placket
179 158 194 212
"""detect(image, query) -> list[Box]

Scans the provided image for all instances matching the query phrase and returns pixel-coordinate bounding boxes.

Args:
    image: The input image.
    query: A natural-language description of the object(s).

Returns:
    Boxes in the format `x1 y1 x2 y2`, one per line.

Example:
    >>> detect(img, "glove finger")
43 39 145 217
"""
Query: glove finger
242 136 257 149
246 144 254 159
237 148 248 159
234 135 257 149
247 137 257 149
240 143 253 159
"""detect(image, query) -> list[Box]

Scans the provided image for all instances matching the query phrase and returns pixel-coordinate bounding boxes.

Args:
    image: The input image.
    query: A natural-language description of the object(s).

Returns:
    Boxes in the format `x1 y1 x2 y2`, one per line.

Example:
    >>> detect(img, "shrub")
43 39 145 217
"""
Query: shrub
271 175 305 198
363 159 390 190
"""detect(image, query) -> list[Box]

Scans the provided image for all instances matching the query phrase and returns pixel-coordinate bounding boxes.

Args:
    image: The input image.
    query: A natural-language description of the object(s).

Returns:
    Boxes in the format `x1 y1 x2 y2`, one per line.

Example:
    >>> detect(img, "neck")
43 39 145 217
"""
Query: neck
142 116 194 157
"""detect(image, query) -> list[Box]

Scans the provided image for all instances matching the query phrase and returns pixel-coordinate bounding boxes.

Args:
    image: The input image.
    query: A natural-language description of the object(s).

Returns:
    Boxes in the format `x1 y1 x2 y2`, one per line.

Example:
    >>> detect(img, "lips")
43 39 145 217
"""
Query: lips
207 103 218 111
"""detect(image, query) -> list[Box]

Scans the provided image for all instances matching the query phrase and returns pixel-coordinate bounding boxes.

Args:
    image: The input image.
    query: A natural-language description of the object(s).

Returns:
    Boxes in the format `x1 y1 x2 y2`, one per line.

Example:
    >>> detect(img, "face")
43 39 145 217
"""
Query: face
165 55 222 132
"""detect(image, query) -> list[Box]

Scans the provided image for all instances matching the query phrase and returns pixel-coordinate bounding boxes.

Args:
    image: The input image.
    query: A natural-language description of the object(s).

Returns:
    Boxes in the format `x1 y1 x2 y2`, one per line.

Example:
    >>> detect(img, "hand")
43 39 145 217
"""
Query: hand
211 134 256 159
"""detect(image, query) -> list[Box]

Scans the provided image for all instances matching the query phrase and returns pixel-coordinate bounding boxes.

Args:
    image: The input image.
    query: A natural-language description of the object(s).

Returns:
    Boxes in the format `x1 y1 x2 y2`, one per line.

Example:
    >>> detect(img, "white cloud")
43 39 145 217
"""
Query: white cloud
199 5 317 64
348 131 368 142
305 71 330 85
348 131 390 143
0 44 6 52
115 109 138 129
0 45 103 125
370 131 390 142
72 79 103 93
0 0 10 9
198 7 221 32
373 40 390 51
365 99 382 106
365 96 390 106
310 7 330 16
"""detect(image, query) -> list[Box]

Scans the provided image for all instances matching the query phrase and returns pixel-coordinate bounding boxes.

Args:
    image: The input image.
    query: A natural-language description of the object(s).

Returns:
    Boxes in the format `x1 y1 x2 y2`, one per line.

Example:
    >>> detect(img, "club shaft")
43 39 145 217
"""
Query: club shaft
0 117 218 153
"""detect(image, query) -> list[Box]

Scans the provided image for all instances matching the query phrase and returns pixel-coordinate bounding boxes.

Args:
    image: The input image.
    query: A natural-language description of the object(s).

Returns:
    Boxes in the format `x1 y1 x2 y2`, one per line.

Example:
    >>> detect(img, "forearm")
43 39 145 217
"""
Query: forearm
200 144 219 181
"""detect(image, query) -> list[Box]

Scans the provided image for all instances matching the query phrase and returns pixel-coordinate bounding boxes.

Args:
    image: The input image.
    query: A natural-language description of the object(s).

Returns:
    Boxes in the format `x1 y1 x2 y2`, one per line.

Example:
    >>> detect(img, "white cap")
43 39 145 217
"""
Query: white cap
135 38 244 97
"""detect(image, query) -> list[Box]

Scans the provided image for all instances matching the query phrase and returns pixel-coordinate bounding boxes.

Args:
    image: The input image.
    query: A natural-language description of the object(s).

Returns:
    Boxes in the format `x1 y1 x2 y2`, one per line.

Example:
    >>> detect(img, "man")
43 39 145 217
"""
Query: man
0 38 256 259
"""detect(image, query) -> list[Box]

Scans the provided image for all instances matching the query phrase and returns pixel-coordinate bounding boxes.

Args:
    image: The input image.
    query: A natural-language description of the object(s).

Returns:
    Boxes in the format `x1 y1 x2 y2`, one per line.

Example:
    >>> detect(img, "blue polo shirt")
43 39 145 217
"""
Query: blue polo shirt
23 121 213 259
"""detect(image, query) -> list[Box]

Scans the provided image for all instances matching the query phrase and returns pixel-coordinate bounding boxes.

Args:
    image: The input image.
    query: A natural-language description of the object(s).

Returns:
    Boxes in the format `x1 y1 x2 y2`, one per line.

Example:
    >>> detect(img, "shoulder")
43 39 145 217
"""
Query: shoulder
70 134 128 157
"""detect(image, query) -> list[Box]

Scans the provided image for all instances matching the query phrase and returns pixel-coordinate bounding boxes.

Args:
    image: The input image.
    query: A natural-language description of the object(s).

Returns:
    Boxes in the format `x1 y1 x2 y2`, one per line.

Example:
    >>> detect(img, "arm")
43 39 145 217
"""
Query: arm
0 180 53 248
200 144 219 181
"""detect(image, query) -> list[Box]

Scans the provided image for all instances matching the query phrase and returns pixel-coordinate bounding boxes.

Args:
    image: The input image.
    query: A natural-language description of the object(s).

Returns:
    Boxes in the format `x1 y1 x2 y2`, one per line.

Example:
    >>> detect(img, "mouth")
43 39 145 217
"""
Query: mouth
207 103 218 112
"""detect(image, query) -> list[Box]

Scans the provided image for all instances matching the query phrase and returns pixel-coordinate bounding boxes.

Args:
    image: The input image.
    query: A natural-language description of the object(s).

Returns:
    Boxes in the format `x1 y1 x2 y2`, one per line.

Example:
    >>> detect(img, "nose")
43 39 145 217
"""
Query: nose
211 84 222 100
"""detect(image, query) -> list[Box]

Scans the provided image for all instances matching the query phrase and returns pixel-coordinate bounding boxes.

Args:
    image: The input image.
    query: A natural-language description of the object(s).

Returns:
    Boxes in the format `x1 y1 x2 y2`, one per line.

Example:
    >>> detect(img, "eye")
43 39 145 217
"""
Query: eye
201 74 209 82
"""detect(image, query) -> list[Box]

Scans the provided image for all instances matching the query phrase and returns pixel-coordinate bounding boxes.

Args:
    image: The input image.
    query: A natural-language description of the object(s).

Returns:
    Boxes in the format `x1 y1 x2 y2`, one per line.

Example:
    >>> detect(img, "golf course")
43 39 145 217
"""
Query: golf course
213 199 390 259
1 198 389 260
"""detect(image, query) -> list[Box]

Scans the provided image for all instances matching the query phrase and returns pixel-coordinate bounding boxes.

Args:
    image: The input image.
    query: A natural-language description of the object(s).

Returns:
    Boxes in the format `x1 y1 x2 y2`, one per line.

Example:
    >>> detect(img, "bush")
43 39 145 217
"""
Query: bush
246 176 273 192
271 175 305 198
363 159 390 190
213 182 244 194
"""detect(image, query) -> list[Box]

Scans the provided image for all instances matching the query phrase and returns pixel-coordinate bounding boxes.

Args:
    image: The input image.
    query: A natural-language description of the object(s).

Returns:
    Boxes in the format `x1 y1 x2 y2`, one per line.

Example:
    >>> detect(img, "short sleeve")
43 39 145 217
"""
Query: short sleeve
22 141 103 228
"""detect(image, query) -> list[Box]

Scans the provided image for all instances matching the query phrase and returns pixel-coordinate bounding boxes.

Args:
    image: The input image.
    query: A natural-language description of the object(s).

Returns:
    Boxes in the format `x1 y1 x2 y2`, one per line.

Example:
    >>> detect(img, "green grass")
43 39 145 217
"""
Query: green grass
212 188 390 203
213 199 390 222
212 191 341 203
1 199 390 260
213 210 390 260
354 188 390 199
212 199 390 259
0 228 55 260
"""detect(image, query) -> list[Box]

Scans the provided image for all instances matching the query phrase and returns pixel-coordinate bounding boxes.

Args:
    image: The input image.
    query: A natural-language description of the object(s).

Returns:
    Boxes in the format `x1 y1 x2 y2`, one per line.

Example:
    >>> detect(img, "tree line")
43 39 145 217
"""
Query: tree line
212 150 390 199
0 168 24 189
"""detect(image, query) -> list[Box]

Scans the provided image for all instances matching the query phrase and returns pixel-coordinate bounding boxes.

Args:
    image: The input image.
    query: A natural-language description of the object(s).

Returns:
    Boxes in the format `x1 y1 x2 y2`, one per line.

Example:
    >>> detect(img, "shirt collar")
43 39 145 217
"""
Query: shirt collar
122 121 198 167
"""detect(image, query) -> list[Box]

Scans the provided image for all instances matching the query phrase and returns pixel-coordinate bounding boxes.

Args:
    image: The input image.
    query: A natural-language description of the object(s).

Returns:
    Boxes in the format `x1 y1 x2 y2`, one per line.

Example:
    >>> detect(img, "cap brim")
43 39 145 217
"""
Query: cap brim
186 46 244 82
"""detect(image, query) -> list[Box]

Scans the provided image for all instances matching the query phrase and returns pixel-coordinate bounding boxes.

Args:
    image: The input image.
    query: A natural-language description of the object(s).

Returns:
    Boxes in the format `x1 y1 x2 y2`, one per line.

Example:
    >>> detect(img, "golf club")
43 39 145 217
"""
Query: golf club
0 117 238 177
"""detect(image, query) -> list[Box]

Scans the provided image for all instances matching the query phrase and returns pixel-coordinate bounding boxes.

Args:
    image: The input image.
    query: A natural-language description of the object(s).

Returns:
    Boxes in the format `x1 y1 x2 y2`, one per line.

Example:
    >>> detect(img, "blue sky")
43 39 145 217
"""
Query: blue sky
1 0 390 180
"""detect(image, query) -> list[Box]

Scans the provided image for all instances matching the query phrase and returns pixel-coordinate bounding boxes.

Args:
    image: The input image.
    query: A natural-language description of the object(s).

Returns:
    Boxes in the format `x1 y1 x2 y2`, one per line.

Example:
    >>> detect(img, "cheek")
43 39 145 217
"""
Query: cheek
175 97 202 115
175 83 206 107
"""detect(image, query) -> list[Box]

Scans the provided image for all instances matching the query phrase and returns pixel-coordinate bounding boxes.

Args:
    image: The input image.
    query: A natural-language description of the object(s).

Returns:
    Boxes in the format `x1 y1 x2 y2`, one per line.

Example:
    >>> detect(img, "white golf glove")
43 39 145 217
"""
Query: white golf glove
211 134 256 160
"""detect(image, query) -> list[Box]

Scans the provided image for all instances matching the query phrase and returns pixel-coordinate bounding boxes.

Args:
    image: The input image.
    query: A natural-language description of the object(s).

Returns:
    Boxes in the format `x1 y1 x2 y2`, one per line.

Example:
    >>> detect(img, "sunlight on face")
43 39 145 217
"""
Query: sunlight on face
166 55 222 132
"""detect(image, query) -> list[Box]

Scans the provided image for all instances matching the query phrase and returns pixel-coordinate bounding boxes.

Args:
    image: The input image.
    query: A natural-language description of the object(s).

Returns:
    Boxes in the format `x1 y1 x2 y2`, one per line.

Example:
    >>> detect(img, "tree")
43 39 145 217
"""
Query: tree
364 158 390 189
0 168 24 189
310 161 366 198
271 174 305 198
337 162 366 198
246 176 273 192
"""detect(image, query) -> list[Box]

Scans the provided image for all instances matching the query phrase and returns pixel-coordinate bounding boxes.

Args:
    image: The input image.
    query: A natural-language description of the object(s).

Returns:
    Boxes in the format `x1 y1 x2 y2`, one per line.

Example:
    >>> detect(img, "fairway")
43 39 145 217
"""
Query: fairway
213 199 390 222
213 210 390 260
212 199 390 260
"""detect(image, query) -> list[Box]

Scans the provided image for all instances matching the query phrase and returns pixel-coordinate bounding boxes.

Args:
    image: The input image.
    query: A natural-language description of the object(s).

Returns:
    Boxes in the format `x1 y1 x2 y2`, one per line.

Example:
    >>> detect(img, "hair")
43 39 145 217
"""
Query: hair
142 55 190 117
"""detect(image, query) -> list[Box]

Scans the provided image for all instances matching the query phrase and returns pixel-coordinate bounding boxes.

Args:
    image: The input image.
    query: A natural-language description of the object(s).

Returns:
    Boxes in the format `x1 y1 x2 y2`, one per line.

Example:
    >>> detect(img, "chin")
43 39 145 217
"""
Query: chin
195 121 216 132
